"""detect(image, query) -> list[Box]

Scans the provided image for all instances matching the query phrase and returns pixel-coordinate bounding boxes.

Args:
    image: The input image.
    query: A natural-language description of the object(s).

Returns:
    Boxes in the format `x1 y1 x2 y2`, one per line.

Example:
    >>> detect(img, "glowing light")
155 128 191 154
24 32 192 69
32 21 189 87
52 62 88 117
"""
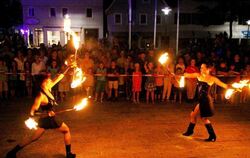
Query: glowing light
179 76 185 88
25 118 38 130
162 7 172 15
73 35 80 50
74 98 88 111
71 67 86 88
158 52 169 65
225 89 235 99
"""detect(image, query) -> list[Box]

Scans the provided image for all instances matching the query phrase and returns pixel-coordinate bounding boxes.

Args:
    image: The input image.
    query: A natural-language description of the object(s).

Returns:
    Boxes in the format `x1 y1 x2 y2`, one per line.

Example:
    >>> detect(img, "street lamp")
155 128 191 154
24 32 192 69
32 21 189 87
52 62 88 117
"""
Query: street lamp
153 0 172 49
246 20 250 39
162 7 172 15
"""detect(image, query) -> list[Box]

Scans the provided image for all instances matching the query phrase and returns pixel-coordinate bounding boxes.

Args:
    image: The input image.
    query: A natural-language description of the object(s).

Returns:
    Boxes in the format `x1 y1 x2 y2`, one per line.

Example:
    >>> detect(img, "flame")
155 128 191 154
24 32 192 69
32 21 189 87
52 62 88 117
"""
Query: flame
158 52 169 65
73 34 80 50
179 76 185 88
225 89 235 99
65 61 68 65
74 98 88 111
71 67 86 88
25 118 38 130
232 80 249 89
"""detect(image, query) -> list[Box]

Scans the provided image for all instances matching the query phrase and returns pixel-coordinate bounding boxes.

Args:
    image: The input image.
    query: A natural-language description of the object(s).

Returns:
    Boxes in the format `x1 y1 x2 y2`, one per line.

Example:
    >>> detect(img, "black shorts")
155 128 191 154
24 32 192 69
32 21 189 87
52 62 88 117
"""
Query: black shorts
38 116 63 129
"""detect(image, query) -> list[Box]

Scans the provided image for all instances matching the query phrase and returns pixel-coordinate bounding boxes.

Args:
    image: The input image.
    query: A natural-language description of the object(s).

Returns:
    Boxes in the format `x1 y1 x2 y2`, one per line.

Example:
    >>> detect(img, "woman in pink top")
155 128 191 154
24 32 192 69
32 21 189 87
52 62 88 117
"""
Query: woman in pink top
132 63 142 104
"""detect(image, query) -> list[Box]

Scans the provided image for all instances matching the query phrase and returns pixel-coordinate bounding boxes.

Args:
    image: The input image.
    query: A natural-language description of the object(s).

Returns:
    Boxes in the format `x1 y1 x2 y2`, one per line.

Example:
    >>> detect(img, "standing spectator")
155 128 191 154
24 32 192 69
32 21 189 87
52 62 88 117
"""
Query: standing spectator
94 62 107 103
39 49 48 65
79 52 94 73
175 57 185 73
154 63 164 102
232 54 243 73
144 62 155 104
185 59 199 102
117 51 126 68
14 50 25 97
216 61 228 103
162 63 174 102
107 61 119 101
82 68 94 98
126 62 134 101
48 60 59 100
58 64 70 102
24 61 32 97
9 60 18 98
132 63 142 104
0 59 8 100
32 54 46 96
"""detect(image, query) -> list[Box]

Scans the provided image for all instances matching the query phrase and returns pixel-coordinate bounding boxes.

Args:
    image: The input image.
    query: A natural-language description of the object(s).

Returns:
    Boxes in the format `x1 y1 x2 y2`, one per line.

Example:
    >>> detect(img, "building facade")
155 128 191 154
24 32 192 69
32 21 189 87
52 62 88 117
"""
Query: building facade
21 0 103 47
106 0 250 51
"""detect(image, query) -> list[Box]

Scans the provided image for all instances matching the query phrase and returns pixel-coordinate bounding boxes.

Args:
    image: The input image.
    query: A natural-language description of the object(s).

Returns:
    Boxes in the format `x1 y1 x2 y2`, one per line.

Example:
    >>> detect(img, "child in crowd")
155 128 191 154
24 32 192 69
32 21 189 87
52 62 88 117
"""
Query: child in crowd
132 63 142 104
0 59 8 100
154 63 164 102
58 64 70 102
94 62 107 103
107 61 119 101
144 62 155 104
48 60 59 100
24 61 32 98
83 68 94 98
172 67 183 104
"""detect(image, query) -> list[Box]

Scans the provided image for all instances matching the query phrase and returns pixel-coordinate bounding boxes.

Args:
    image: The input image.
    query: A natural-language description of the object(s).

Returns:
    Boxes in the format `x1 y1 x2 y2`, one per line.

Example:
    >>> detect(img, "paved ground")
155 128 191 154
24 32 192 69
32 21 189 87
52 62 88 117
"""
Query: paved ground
0 97 250 158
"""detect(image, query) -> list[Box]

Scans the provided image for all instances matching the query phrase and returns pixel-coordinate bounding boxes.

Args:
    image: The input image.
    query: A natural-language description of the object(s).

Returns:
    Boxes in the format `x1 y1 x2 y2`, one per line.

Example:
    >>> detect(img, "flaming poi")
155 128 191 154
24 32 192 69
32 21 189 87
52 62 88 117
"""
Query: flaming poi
73 98 88 111
225 80 249 99
25 117 38 130
225 89 235 99
71 67 86 88
158 52 169 65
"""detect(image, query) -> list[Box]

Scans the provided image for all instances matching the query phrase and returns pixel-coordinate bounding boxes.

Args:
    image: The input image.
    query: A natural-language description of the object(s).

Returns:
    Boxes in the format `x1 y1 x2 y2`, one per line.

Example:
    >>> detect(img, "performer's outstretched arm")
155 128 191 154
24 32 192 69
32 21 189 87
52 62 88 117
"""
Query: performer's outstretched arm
213 76 228 89
184 72 199 78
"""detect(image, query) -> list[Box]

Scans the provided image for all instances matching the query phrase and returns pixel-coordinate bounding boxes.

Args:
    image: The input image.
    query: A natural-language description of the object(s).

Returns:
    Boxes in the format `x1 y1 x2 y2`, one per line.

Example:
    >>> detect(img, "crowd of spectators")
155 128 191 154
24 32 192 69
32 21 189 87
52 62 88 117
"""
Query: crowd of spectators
0 32 249 104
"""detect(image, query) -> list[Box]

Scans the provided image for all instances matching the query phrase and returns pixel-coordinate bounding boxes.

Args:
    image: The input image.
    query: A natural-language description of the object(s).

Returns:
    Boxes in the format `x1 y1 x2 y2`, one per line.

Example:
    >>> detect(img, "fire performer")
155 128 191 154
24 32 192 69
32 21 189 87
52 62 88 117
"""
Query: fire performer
182 63 231 142
6 63 76 158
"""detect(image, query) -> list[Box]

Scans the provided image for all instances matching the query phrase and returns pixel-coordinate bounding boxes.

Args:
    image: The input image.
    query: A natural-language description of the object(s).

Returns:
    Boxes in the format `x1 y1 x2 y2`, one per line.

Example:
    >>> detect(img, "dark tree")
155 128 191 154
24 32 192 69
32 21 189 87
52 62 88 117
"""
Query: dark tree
0 0 23 29
195 0 250 39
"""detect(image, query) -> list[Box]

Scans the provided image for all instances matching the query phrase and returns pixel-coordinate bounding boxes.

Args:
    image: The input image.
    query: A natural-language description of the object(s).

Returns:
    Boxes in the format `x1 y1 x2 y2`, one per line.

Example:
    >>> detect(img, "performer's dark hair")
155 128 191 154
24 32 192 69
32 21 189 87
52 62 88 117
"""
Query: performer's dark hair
36 73 50 88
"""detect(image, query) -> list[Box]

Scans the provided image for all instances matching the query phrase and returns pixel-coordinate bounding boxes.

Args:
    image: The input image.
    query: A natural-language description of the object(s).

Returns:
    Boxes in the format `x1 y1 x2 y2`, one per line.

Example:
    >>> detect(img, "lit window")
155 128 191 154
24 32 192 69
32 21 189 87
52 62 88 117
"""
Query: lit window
47 31 60 45
140 14 147 25
62 8 68 17
28 8 35 17
50 8 56 17
86 8 92 18
114 13 122 24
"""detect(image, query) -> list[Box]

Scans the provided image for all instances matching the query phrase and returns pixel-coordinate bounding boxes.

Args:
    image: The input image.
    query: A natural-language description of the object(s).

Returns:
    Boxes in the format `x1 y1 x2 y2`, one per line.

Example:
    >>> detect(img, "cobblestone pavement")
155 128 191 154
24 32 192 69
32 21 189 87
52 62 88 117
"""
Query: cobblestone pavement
0 98 250 158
